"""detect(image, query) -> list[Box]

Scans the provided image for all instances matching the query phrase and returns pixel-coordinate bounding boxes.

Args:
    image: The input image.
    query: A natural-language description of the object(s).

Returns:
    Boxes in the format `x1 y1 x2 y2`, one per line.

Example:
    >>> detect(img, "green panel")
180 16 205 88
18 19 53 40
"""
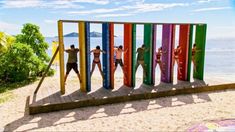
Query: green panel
143 24 153 85
187 25 194 81
132 24 136 87
193 24 207 80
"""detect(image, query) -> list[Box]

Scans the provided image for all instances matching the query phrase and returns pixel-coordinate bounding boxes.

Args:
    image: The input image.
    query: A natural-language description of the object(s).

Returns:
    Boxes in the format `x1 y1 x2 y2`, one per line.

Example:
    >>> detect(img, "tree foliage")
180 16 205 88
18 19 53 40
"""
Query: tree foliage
16 23 50 62
0 32 15 54
0 43 42 82
0 23 54 83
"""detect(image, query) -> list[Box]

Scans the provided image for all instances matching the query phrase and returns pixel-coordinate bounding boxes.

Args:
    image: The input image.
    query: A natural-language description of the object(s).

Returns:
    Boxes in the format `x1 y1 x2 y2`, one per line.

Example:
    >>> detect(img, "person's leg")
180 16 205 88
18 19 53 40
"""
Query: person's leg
192 56 197 73
72 63 81 83
64 63 72 84
140 61 147 78
90 62 96 77
135 61 140 74
97 63 104 79
114 60 118 72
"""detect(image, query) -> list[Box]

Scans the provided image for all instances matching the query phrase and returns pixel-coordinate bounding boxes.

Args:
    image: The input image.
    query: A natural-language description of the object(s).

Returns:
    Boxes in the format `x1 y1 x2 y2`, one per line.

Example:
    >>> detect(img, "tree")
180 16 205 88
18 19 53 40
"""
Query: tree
0 43 42 82
16 23 50 62
0 32 15 54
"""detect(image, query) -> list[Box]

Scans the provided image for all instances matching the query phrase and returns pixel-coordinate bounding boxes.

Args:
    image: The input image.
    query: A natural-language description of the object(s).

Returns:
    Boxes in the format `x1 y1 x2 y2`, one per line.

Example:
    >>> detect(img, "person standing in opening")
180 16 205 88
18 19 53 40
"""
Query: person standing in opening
155 47 163 73
135 44 148 78
173 45 182 66
114 45 128 73
192 43 200 73
64 44 81 84
90 45 105 79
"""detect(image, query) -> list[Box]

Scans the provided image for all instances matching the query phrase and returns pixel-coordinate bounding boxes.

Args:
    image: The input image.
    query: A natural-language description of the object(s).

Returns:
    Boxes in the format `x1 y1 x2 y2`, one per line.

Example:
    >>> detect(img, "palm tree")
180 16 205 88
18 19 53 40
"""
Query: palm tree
0 32 15 53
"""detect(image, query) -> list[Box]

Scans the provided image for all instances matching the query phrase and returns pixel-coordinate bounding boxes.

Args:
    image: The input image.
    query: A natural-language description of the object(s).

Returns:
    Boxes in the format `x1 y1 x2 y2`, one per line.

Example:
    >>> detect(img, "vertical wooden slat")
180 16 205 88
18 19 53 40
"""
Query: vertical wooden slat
178 24 190 81
161 24 175 83
143 24 154 85
132 24 137 87
79 22 87 92
102 23 110 89
193 24 207 80
124 24 133 87
151 25 157 85
109 23 115 89
85 22 91 92
58 21 65 94
187 25 194 81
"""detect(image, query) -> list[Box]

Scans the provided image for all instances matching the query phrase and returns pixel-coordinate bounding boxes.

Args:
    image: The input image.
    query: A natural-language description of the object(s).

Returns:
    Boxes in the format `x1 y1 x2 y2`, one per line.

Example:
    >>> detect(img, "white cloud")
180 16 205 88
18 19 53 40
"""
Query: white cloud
68 2 189 15
0 21 20 35
0 0 109 9
44 19 57 24
193 7 232 12
196 0 223 3
95 13 133 18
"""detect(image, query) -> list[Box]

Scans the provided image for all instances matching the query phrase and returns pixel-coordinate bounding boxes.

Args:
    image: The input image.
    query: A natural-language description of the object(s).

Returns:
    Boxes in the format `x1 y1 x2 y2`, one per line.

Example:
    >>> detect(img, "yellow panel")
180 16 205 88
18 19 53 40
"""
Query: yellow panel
79 22 87 92
52 41 59 65
58 21 65 94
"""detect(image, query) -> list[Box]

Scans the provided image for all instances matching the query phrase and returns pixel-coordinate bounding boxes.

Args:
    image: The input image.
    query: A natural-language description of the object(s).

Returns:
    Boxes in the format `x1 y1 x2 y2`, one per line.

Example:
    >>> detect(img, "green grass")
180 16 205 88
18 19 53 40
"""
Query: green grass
0 79 36 104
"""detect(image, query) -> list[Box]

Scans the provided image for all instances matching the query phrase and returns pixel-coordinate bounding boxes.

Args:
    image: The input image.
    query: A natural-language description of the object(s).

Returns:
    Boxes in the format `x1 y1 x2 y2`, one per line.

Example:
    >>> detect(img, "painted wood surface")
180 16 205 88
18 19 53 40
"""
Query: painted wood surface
124 24 133 87
143 24 154 85
85 22 91 92
151 25 157 84
109 23 115 89
193 24 207 80
79 22 87 92
58 21 65 94
178 24 190 81
131 24 136 87
102 23 111 89
187 25 194 81
161 24 175 83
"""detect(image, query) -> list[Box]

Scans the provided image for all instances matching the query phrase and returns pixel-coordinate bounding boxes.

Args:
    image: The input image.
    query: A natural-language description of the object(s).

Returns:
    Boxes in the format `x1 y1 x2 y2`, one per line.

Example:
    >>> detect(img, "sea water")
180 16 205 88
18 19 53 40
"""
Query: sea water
46 37 235 80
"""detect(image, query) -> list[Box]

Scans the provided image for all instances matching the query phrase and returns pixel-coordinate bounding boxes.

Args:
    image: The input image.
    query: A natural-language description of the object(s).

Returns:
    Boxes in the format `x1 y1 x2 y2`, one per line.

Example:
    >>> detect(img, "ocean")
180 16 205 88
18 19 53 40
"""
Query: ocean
45 37 235 80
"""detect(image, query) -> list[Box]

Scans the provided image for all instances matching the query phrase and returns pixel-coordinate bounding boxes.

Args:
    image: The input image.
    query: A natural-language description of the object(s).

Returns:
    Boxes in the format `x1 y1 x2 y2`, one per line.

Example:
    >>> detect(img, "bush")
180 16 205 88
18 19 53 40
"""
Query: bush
0 43 43 82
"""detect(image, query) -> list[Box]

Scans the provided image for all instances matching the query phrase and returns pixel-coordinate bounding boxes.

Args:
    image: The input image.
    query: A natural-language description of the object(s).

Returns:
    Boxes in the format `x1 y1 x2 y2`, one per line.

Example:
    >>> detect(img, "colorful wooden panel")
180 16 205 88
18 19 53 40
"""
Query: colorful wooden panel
178 24 190 81
193 24 207 80
161 24 175 83
187 25 194 81
85 22 91 92
123 24 133 87
58 21 65 94
79 22 87 92
143 24 154 85
131 24 136 87
151 25 157 85
170 25 175 82
102 23 111 89
109 23 115 89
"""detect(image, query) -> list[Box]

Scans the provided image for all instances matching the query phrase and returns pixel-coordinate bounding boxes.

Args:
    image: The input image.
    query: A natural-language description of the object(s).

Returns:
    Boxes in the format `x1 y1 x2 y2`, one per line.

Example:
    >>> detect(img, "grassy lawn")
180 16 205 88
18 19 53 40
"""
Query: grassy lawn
0 79 36 104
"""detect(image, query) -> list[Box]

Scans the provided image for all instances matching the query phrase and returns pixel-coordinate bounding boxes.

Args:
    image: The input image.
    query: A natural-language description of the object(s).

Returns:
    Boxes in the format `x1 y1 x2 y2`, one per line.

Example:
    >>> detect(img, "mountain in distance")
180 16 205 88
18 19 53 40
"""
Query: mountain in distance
63 31 117 37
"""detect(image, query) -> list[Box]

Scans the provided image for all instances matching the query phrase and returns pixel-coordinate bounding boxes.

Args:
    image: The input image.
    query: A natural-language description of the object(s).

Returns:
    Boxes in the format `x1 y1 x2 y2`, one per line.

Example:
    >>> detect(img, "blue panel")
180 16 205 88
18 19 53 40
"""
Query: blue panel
102 23 110 89
85 22 91 92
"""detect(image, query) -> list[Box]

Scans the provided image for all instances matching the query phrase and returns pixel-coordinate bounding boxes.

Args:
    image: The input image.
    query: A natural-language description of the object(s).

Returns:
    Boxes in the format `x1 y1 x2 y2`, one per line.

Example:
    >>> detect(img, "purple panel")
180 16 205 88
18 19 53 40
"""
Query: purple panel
151 25 157 84
161 24 174 83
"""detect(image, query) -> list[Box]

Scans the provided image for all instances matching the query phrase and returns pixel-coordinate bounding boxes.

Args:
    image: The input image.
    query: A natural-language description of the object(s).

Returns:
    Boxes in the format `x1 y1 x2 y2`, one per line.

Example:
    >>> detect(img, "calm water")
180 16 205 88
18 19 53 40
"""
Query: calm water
46 37 235 79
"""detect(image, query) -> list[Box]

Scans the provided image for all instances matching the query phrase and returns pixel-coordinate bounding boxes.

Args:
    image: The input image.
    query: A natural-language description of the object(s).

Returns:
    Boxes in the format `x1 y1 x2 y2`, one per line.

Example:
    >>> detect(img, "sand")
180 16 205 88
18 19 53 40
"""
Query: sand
0 72 235 131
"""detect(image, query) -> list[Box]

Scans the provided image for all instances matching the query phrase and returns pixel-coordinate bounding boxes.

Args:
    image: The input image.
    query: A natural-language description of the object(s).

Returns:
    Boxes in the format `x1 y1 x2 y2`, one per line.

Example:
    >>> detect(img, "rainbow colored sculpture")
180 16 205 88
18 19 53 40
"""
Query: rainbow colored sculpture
57 20 207 94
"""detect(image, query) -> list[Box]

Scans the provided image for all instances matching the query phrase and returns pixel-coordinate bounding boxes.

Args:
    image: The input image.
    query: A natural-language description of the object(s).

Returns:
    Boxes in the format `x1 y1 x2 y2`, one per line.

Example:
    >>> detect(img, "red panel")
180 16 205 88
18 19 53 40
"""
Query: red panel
109 23 115 89
123 24 132 87
178 24 190 80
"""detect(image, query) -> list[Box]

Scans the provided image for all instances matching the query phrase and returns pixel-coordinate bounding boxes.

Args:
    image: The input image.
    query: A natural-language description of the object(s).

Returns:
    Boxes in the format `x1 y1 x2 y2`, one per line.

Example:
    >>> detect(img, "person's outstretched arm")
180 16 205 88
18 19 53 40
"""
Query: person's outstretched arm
101 50 106 54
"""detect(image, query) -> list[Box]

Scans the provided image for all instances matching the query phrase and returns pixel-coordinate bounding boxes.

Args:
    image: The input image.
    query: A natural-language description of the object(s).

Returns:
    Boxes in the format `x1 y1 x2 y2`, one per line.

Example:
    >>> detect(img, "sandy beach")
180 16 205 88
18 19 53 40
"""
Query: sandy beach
0 72 235 131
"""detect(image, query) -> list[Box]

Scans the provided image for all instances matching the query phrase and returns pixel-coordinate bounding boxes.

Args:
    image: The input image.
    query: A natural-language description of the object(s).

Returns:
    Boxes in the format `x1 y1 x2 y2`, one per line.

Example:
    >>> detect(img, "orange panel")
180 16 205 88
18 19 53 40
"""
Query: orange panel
109 23 115 89
123 24 132 87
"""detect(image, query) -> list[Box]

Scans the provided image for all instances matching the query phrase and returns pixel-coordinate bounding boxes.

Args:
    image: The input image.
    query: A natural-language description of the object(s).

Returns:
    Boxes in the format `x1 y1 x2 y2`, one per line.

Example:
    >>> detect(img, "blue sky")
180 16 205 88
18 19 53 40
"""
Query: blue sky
0 0 235 39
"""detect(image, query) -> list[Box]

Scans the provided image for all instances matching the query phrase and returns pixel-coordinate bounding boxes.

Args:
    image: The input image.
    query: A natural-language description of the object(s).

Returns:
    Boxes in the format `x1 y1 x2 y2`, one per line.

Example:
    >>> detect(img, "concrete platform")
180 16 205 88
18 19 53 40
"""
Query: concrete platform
29 76 235 115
